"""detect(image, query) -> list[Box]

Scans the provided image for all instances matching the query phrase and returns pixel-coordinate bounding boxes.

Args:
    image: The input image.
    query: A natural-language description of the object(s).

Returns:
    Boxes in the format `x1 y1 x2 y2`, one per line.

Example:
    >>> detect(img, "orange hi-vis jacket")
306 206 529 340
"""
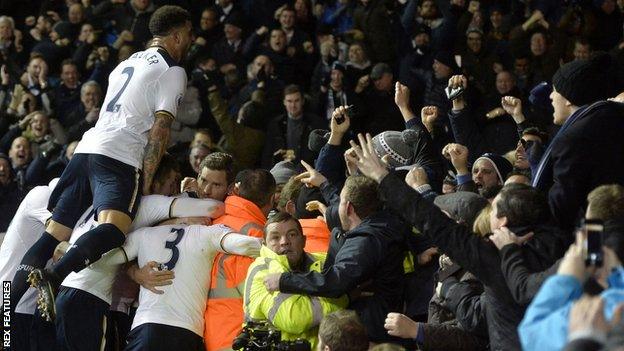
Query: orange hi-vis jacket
299 218 330 254
204 195 266 351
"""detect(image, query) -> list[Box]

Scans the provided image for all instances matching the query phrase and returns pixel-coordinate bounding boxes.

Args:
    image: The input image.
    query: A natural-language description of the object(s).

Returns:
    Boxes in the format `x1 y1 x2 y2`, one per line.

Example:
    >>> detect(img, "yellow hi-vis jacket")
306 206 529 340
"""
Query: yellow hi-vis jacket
242 246 348 349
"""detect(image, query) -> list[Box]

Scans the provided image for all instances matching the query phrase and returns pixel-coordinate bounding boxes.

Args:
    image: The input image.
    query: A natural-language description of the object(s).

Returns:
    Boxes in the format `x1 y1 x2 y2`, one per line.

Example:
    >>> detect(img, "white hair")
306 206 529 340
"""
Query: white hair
81 80 102 96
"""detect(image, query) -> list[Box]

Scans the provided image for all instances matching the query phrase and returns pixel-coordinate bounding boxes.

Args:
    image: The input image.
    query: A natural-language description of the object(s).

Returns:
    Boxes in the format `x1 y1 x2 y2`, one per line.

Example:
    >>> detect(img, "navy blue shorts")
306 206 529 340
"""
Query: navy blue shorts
48 153 142 229
104 311 133 351
124 323 204 351
55 286 110 351
11 312 32 351
30 308 56 351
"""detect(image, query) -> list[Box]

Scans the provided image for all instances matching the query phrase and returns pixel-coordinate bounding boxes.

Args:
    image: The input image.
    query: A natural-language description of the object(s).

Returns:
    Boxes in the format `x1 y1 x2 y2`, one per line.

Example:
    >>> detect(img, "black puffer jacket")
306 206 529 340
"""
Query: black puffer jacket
279 210 407 344
378 173 567 350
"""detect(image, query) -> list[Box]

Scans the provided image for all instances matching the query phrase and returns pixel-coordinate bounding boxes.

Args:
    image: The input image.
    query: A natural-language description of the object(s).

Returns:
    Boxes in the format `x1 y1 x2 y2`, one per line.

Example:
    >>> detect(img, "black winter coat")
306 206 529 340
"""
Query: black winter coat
532 101 624 232
378 173 567 350
279 210 407 344
261 112 325 169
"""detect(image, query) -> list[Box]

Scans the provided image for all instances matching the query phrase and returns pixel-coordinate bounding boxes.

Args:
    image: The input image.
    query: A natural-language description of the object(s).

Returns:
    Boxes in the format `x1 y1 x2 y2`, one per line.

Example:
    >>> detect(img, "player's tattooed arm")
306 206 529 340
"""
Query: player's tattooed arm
143 112 173 195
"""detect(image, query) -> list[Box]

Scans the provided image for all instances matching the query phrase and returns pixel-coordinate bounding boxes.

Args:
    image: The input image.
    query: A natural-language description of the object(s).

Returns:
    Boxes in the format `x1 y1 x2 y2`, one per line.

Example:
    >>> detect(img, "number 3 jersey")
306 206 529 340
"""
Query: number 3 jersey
74 47 187 169
124 224 233 336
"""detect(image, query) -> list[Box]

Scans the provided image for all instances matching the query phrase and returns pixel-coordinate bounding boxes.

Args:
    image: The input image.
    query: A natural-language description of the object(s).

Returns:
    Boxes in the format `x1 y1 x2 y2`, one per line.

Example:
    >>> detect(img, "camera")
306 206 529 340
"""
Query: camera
232 321 311 351
584 219 604 267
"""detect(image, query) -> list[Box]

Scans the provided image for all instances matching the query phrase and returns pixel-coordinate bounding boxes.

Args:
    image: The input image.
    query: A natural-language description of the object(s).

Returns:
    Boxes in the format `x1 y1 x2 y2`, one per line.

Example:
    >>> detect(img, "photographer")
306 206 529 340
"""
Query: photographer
519 225 624 351
490 184 624 310
242 212 346 350
229 55 285 120
71 23 100 73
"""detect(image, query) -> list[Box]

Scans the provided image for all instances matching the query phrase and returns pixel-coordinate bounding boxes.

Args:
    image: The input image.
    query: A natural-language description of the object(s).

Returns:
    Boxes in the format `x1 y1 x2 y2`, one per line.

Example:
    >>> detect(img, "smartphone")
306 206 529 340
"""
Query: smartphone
584 219 604 267
335 105 354 125
520 138 527 148
445 86 465 101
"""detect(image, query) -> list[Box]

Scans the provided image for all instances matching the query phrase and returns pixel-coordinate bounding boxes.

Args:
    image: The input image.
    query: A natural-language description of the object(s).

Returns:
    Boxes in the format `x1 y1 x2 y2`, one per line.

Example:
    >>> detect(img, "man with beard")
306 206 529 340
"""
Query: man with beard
443 142 512 200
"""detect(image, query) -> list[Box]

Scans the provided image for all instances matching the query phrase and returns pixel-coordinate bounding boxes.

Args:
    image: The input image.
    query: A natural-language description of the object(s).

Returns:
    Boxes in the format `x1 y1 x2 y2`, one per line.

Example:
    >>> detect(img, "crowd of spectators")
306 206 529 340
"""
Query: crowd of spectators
3 0 624 350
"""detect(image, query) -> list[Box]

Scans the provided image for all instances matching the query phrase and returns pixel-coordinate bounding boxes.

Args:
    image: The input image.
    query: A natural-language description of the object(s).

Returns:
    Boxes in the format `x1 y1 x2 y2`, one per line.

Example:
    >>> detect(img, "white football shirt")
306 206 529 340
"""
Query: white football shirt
61 196 225 305
61 194 177 305
74 47 187 168
0 182 55 314
126 224 232 336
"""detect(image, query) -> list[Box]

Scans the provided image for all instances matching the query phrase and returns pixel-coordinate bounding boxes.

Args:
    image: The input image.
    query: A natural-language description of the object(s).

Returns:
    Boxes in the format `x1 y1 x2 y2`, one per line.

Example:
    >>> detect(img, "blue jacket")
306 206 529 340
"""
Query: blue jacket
519 268 624 351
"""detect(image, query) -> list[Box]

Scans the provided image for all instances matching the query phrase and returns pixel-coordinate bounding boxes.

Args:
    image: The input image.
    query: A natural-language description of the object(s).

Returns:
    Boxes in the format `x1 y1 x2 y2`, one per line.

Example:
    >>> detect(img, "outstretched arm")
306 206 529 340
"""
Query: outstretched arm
219 233 262 257
142 112 173 195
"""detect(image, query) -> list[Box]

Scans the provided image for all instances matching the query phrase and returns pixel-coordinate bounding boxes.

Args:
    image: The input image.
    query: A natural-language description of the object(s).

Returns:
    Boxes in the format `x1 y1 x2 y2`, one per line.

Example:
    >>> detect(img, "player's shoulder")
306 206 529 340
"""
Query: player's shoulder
23 185 53 208
123 47 178 73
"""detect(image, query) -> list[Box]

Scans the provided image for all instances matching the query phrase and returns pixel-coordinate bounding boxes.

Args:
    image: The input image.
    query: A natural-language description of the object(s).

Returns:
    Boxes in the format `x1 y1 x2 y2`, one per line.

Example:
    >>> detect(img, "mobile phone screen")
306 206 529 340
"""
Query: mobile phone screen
585 219 604 267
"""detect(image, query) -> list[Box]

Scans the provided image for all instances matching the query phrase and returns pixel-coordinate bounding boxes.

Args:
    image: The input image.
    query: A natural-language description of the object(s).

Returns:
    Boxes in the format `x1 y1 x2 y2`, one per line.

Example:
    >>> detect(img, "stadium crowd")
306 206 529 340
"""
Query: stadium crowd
2 0 624 350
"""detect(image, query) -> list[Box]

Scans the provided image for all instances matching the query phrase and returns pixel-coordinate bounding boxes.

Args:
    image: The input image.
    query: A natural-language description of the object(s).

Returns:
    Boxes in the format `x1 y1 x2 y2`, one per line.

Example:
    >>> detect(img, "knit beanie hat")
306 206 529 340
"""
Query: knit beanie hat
434 50 459 72
465 27 484 37
529 81 552 110
308 129 330 153
434 191 488 227
270 160 299 185
552 53 613 107
331 61 346 74
473 153 512 183
53 21 73 39
371 129 419 168
223 13 244 29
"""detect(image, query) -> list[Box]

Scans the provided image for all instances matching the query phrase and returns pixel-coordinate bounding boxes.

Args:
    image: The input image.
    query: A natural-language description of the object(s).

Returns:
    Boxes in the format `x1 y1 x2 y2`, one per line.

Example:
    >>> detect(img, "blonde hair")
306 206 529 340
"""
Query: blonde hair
0 16 15 31
587 184 624 221
473 204 492 237
21 111 49 142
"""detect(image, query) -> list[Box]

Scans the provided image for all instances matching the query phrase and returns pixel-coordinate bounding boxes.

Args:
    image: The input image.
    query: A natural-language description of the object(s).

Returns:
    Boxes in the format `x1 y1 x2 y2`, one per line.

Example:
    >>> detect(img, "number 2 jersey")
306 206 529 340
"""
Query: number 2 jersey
124 224 233 336
74 47 187 169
